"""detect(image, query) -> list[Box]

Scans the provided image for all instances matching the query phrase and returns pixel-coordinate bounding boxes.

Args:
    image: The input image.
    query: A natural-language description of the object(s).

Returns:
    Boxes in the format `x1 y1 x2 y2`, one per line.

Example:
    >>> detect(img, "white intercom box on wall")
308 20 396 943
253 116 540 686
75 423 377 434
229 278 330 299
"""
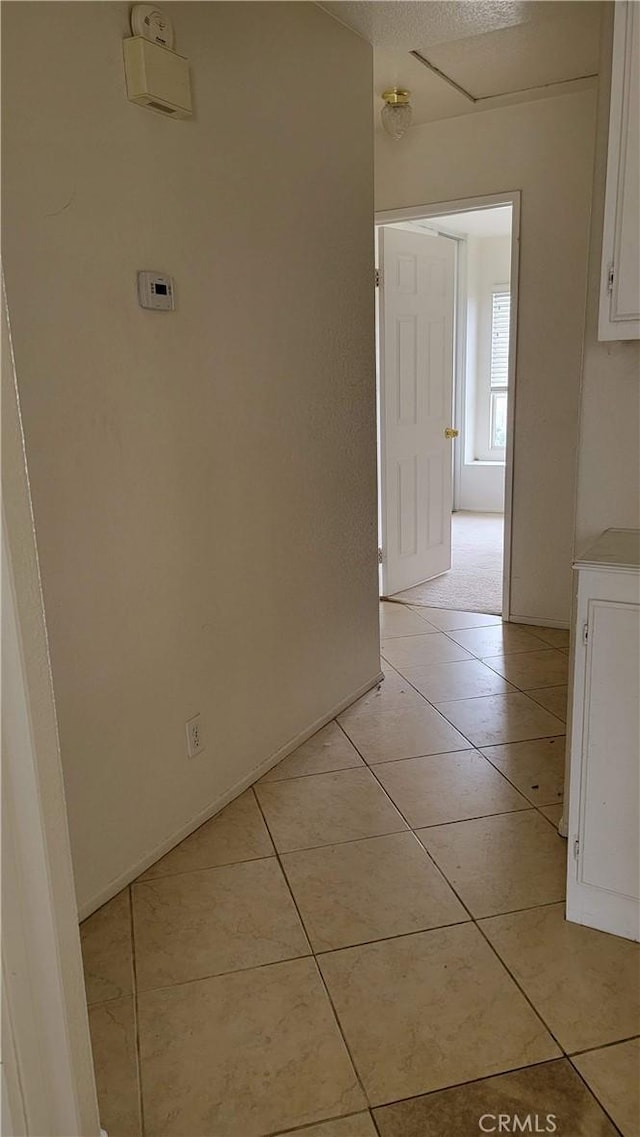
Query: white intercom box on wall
123 35 192 118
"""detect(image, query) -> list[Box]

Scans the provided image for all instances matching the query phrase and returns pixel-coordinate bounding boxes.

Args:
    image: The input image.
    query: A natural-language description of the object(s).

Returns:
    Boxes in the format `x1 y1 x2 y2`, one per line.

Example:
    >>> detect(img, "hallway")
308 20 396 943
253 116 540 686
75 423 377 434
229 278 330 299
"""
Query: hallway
81 604 639 1137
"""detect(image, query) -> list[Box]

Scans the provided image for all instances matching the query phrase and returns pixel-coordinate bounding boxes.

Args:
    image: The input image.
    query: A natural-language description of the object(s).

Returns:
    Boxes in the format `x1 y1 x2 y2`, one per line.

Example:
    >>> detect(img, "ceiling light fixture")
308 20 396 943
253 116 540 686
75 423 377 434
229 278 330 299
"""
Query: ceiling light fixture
381 88 412 141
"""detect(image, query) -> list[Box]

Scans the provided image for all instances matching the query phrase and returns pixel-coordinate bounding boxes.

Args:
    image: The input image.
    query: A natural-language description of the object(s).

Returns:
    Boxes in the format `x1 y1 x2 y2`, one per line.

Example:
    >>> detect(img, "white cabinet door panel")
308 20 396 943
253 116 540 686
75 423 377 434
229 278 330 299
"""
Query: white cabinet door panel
567 553 640 943
599 1 640 340
579 601 639 898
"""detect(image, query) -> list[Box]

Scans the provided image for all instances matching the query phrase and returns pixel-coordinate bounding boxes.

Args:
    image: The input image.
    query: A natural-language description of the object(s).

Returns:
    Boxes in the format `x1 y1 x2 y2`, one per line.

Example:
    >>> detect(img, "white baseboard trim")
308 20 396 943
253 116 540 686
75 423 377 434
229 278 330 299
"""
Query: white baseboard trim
510 614 570 630
78 670 384 921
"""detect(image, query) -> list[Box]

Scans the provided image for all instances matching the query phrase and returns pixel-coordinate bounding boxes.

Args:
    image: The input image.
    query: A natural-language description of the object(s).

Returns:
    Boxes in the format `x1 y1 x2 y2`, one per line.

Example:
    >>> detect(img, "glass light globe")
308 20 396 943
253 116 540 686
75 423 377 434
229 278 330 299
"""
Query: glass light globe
381 97 412 141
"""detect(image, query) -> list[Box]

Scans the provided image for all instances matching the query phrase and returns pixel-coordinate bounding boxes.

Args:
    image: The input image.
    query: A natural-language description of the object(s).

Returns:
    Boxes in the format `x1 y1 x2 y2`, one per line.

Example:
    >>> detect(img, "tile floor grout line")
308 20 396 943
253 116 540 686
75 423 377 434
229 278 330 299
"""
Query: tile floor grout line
376 654 476 714
431 682 566 701
251 822 409 857
335 714 364 752
343 716 564 939
370 1105 383 1137
426 695 566 742
565 1059 625 1137
127 884 146 1137
365 737 565 767
386 634 566 683
131 848 279 884
340 684 575 1074
472 913 569 1058
308 950 376 1112
262 747 564 813
338 730 478 926
393 612 504 634
367 1054 569 1112
474 746 566 808
412 685 518 702
412 805 539 828
372 730 566 752
367 659 566 751
375 644 567 743
307 902 569 959
135 948 318 996
130 790 626 1120
535 806 565 832
567 1033 640 1058
384 625 557 668
259 752 472 780
253 801 553 847
370 1105 385 1137
309 917 472 958
369 1053 617 1136
260 1106 380 1137
357 721 554 824
240 752 561 946
360 746 476 765
261 762 365 784
86 992 138 1010
250 787 375 1116
155 759 563 959
342 673 486 755
95 849 569 1000
132 852 280 887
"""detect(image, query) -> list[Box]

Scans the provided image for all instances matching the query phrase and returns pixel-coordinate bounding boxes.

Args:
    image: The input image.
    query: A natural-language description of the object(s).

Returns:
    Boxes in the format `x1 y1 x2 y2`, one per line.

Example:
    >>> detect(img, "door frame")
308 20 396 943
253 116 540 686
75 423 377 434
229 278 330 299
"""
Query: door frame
375 191 521 622
2 285 101 1136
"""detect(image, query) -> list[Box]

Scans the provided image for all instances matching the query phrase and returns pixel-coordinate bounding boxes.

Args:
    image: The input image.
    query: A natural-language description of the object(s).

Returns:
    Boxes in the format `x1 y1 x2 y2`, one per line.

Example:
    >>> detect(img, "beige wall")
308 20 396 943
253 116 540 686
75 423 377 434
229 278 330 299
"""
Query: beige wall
376 90 598 625
574 7 640 551
2 2 379 914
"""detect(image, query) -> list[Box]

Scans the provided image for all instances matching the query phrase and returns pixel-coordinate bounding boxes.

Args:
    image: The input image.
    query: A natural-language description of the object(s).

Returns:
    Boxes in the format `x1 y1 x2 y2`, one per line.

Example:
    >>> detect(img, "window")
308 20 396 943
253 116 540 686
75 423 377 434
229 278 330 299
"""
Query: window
489 288 510 450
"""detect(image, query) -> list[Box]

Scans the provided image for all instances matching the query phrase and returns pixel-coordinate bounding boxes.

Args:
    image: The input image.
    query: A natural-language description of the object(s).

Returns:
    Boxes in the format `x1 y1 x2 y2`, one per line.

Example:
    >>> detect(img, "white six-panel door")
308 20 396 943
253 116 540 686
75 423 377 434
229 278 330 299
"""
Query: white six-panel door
378 227 456 596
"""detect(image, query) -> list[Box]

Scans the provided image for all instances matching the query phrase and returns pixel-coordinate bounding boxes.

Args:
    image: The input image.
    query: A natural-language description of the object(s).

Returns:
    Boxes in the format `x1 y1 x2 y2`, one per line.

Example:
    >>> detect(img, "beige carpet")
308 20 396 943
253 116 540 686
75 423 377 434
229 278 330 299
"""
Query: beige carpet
390 511 504 615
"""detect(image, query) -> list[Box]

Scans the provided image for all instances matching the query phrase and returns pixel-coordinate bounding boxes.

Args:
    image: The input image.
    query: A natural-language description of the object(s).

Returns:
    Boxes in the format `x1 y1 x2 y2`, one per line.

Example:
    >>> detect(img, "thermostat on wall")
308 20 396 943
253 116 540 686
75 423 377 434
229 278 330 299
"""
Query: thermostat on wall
137 271 175 310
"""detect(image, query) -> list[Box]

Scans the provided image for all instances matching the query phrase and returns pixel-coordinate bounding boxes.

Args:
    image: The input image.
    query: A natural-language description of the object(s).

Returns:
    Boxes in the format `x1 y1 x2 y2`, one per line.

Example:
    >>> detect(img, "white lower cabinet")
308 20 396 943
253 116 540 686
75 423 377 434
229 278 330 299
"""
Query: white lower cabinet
566 529 640 942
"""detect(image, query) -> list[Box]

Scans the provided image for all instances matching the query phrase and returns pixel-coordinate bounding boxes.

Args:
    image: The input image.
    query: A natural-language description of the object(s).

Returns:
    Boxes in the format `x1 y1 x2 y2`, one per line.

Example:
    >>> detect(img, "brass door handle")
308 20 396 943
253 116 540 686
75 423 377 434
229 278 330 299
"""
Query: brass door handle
444 427 459 439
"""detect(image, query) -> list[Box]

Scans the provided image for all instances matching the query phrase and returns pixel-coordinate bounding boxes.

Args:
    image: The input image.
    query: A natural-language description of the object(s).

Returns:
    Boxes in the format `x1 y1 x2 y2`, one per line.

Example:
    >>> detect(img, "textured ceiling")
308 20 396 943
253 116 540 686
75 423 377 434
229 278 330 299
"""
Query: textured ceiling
321 1 531 49
319 1 602 126
423 3 602 98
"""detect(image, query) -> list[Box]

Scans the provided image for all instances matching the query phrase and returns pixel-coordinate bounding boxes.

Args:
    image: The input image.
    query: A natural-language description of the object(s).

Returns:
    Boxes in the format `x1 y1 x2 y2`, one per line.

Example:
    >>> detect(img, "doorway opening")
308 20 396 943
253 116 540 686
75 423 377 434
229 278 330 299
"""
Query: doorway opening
375 194 519 619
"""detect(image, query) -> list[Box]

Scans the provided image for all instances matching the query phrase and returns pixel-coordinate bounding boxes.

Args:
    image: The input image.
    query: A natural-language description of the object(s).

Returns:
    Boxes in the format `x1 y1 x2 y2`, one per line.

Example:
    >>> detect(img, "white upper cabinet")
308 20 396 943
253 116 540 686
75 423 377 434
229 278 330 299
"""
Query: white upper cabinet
598 1 640 341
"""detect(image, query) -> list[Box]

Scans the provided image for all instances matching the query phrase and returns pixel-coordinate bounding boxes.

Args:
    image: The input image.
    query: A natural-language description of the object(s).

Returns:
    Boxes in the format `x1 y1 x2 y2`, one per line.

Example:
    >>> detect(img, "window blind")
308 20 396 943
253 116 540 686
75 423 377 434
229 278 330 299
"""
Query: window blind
490 290 510 389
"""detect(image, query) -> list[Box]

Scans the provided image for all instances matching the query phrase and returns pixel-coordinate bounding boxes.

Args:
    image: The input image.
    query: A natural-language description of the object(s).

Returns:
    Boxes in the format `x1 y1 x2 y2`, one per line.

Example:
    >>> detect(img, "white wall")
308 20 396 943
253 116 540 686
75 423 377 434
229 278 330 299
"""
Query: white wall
2 1 379 914
574 8 640 551
376 90 597 625
457 234 510 513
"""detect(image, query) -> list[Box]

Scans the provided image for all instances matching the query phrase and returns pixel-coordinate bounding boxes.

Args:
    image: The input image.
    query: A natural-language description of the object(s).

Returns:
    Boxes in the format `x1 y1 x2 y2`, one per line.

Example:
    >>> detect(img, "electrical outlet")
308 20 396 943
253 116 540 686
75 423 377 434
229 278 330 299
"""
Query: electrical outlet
185 714 204 758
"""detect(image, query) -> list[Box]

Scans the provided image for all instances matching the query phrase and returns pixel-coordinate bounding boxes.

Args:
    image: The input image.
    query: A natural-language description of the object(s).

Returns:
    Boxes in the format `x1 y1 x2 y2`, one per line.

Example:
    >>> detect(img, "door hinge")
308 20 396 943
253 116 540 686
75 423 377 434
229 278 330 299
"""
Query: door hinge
378 546 384 564
607 264 615 293
573 836 580 860
375 268 381 288
582 621 589 645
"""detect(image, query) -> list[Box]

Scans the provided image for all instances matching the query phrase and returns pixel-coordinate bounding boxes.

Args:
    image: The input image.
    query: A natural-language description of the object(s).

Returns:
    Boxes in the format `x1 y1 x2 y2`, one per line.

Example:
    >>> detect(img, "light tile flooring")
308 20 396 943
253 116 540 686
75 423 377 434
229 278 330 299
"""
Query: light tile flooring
82 603 640 1137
